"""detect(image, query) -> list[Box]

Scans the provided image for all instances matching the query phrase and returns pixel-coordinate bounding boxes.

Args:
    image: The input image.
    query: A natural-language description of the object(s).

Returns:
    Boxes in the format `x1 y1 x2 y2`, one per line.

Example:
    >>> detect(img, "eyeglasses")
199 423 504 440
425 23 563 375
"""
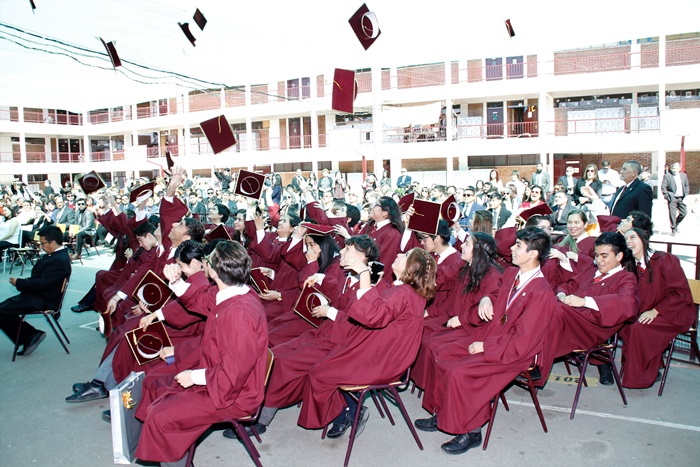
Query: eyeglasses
207 192 214 195
39 241 50 246
76 203 86 206
465 193 475 197
418 234 435 242
586 170 595 173
204 253 214 266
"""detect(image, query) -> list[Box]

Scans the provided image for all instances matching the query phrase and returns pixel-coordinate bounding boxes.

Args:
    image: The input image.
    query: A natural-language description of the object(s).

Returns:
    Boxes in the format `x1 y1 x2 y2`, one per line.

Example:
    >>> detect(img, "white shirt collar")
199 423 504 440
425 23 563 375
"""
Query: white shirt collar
595 264 623 279
437 246 457 264
375 219 390 230
575 232 589 243
215 284 250 305
516 266 541 288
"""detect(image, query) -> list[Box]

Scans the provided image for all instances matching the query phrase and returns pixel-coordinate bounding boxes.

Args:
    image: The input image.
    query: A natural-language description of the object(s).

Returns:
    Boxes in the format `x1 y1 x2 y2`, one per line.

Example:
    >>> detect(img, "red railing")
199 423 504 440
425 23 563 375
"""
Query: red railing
552 115 659 136
397 65 445 89
0 152 21 163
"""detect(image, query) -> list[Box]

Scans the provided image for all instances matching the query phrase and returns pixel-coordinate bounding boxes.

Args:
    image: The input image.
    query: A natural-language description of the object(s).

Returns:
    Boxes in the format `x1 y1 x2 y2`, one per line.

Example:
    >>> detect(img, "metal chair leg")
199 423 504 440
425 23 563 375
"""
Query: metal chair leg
659 338 675 396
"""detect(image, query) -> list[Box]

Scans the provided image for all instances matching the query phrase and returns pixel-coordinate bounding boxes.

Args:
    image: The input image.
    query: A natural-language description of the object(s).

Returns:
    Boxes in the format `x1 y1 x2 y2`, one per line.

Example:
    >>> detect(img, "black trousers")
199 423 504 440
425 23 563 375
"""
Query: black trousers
668 196 687 230
0 295 43 346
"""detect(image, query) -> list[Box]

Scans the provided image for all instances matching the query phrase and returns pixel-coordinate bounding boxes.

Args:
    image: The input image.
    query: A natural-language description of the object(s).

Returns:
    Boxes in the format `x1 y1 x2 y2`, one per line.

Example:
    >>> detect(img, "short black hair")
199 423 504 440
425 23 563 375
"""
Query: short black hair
214 204 230 224
184 218 205 243
344 235 380 263
211 240 252 286
37 225 63 245
516 226 551 263
133 221 157 238
628 210 653 238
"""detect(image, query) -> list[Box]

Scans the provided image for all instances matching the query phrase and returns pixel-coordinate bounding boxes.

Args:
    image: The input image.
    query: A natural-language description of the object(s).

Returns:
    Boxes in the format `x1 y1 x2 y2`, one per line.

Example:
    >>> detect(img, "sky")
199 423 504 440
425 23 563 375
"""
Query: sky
0 0 698 111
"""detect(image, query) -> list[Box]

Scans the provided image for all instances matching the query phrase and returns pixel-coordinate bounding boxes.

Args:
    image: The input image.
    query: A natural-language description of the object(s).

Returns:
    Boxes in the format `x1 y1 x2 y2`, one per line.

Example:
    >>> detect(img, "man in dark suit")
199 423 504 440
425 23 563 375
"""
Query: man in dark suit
69 198 96 260
488 192 511 231
557 166 578 196
397 168 412 189
531 162 551 194
610 160 653 220
661 162 690 236
214 168 232 191
52 197 75 225
0 225 71 356
550 191 575 232
458 186 485 230
290 169 307 192
187 193 207 221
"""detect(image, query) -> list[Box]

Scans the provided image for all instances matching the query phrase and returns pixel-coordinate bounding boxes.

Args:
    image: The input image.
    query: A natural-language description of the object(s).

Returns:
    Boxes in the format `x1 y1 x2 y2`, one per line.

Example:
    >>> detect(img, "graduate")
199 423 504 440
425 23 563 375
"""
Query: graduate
620 228 695 389
416 227 557 455
551 231 639 384
135 241 268 467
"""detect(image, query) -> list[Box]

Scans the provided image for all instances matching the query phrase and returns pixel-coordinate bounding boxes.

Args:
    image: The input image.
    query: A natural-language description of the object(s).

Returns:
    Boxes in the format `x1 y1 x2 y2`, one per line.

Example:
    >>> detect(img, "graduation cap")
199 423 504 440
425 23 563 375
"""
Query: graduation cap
233 169 265 200
98 37 121 69
300 221 335 236
129 181 155 204
332 68 358 114
205 224 232 242
504 19 515 38
406 199 441 236
179 22 197 47
440 194 461 223
77 171 106 195
249 268 272 294
520 203 553 221
398 192 415 213
200 115 236 154
132 271 173 313
125 320 173 365
193 8 207 30
597 215 622 233
349 3 381 50
495 227 517 259
294 284 330 328
164 150 175 175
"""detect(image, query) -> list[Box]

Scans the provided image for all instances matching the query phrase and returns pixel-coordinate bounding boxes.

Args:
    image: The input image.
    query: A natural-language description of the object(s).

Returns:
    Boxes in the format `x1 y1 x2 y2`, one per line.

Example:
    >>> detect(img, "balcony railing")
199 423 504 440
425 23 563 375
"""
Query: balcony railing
553 115 659 136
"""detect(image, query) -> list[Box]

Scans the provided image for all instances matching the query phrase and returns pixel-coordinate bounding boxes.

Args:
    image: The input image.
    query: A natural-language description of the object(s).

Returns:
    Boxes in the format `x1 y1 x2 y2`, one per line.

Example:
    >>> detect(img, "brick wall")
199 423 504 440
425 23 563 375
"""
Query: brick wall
279 119 287 150
667 151 700 193
277 82 285 102
554 45 631 75
451 61 459 84
467 59 482 82
339 159 375 174
667 37 700 66
318 115 326 147
641 43 658 68
668 100 700 110
316 75 325 97
397 63 445 89
356 71 372 93
467 103 482 118
526 55 538 77
189 92 220 112
251 85 268 105
224 88 245 108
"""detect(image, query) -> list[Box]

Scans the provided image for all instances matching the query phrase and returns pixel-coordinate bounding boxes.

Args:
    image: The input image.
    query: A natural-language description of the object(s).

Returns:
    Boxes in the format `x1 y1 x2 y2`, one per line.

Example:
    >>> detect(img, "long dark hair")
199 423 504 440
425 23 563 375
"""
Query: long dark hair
629 227 653 283
460 232 503 294
368 196 404 234
311 234 340 273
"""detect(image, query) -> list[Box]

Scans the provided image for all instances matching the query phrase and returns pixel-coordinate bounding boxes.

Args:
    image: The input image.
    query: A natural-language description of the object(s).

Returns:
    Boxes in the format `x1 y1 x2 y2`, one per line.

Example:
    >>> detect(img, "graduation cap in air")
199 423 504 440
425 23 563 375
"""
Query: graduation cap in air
77 171 106 195
99 37 121 69
300 221 335 236
200 115 236 154
129 181 155 204
29 0 36 12
233 169 265 200
193 9 207 30
165 150 175 174
332 68 358 114
179 22 197 47
504 19 515 38
349 3 381 50
440 194 461 223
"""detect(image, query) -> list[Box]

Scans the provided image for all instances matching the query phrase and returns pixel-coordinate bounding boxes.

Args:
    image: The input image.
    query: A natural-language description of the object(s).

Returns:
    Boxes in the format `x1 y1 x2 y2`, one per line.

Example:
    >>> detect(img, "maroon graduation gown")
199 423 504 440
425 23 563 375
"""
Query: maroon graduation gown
297 283 425 429
421 267 556 435
135 288 268 463
551 268 639 357
411 266 502 390
361 221 402 283
424 249 465 320
620 252 696 388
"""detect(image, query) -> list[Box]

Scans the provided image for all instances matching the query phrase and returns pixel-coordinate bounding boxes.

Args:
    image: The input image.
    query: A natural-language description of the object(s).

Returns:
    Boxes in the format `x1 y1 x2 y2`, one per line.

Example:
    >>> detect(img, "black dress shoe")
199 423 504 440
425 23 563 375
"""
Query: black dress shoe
71 303 93 313
441 430 482 455
598 363 614 386
102 410 111 423
73 382 91 393
65 381 108 403
222 423 266 439
415 415 439 432
18 331 46 356
327 410 352 439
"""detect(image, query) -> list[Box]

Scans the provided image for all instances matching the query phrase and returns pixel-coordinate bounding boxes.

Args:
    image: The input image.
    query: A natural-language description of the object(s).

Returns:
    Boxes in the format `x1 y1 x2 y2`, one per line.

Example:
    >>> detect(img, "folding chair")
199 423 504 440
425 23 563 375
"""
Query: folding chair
185 349 274 467
658 279 700 396
12 277 71 361
483 364 548 450
8 231 40 275
563 333 627 419
321 368 423 467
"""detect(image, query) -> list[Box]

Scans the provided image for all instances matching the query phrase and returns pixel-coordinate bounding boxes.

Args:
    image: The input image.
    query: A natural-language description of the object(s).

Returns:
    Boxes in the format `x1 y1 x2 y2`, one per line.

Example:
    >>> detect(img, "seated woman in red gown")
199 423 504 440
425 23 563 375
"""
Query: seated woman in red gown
411 232 503 391
135 241 268 467
297 248 436 438
620 228 696 389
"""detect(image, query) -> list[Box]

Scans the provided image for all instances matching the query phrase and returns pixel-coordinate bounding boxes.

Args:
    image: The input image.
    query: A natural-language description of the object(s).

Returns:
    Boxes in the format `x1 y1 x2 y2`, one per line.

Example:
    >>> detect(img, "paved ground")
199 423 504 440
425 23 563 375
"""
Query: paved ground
1 227 699 467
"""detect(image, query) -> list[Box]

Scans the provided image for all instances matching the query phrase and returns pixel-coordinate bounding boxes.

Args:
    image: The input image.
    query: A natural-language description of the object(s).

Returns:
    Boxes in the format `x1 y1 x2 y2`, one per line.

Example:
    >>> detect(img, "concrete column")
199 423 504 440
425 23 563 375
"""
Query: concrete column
83 134 90 163
220 88 225 109
389 66 397 90
371 64 384 179
310 110 319 149
245 84 253 153
631 39 641 68
183 93 191 159
657 35 667 202
446 156 454 186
